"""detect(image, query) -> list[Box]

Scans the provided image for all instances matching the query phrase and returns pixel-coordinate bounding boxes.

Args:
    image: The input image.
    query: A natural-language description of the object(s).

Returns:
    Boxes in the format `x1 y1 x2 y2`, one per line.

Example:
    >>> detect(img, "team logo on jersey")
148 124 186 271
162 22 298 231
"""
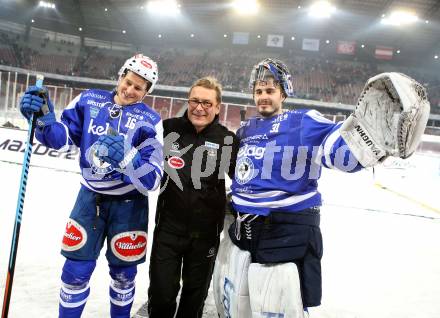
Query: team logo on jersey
62 218 87 252
168 156 185 169
171 142 180 153
235 157 255 185
109 104 122 119
111 231 147 262
86 142 115 175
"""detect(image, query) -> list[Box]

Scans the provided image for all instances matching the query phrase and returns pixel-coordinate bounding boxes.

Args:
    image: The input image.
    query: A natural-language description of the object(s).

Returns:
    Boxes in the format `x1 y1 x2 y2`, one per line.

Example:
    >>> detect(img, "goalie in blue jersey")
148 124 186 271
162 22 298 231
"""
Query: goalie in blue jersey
19 54 164 318
213 58 430 317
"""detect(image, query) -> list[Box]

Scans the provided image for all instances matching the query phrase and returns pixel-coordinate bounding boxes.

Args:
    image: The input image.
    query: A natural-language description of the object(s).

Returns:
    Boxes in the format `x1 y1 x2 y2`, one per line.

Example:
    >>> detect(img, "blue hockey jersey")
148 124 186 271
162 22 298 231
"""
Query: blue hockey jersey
231 109 363 216
35 89 163 196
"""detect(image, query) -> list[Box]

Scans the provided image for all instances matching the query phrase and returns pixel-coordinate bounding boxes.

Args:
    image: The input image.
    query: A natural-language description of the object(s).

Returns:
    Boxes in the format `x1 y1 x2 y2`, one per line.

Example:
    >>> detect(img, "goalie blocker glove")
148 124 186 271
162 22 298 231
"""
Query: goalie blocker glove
340 72 430 167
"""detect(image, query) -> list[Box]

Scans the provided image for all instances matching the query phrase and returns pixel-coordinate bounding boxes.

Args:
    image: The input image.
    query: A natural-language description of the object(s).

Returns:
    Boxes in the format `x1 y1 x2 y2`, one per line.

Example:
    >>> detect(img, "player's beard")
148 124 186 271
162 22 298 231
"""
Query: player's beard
257 101 281 118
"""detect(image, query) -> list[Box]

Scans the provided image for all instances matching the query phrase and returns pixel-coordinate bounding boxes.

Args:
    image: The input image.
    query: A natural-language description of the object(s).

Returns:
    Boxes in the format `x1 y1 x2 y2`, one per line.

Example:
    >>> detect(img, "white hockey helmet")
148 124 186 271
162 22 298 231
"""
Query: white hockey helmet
249 58 294 97
118 54 158 94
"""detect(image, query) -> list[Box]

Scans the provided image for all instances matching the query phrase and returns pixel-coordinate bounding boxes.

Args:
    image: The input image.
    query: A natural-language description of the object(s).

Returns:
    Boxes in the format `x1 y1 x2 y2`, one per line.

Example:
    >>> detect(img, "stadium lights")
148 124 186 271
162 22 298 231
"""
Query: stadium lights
147 0 180 17
381 10 418 26
38 1 56 9
232 0 259 15
308 1 336 18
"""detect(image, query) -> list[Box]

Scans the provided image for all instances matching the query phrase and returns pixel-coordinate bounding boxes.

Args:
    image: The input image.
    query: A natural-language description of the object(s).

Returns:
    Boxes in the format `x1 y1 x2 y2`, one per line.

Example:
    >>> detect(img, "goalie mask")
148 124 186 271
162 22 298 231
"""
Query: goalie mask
118 54 158 94
249 58 294 97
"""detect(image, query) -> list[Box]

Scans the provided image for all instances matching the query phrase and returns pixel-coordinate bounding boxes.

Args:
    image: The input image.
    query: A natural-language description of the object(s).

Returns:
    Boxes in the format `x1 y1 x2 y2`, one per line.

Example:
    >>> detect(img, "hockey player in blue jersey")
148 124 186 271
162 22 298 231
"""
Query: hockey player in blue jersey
19 54 164 318
213 58 430 317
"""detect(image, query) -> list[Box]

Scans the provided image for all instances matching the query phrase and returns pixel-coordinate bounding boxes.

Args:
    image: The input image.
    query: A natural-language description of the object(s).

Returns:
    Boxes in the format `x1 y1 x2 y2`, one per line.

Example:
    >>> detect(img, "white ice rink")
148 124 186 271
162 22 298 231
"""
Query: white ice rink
1 152 439 318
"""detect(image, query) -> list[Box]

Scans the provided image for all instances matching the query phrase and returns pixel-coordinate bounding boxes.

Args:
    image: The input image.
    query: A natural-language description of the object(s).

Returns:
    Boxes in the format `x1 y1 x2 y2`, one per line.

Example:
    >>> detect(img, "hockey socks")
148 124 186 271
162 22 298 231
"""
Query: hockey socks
59 259 96 318
109 265 137 318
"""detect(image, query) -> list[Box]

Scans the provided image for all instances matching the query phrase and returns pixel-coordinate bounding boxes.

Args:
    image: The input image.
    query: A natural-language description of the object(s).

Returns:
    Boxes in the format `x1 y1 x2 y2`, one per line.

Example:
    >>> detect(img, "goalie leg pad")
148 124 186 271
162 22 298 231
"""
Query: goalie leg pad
213 231 252 318
249 262 305 318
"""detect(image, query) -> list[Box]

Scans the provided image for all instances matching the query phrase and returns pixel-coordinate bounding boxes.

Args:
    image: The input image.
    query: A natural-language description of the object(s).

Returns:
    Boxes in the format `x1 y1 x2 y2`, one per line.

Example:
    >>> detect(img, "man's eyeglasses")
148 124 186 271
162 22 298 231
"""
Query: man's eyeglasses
188 99 214 109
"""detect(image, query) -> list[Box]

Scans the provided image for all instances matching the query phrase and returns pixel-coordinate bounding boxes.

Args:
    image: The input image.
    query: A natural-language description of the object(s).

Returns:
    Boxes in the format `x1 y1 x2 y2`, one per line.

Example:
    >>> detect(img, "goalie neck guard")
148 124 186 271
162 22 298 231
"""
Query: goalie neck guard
249 58 294 97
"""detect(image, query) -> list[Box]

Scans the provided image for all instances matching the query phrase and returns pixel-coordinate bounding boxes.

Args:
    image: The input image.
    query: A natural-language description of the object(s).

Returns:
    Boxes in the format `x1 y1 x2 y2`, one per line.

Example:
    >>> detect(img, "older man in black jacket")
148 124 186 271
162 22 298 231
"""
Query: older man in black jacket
148 77 239 318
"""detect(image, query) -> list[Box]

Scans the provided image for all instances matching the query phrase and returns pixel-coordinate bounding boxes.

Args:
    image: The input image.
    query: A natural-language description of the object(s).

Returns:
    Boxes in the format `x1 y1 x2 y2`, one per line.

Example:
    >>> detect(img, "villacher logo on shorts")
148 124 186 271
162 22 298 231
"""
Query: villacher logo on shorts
62 218 87 251
111 231 147 262
167 156 185 169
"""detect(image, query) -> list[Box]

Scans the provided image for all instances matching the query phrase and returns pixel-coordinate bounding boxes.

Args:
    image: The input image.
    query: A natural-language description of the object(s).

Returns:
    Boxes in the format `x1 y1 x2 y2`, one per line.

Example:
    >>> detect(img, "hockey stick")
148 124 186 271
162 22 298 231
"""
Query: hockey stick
1 75 45 318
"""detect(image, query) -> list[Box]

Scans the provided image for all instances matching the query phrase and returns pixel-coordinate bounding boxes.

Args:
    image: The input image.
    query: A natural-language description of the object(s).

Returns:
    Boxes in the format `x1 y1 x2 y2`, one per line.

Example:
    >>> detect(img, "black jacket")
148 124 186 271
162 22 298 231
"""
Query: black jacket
156 112 239 238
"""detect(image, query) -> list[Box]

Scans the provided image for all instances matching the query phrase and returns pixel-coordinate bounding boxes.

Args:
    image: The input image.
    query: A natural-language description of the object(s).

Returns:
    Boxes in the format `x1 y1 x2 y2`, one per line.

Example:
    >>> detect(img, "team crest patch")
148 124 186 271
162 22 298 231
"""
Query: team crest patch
109 104 122 119
168 156 185 169
111 231 147 262
235 157 255 185
86 142 115 175
171 142 180 153
90 106 100 118
62 218 87 251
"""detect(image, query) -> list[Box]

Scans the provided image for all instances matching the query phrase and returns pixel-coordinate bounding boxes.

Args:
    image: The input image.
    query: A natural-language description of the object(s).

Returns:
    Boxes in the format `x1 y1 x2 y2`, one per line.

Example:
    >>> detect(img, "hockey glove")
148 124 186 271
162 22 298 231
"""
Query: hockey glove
340 72 430 167
95 134 142 170
20 86 56 128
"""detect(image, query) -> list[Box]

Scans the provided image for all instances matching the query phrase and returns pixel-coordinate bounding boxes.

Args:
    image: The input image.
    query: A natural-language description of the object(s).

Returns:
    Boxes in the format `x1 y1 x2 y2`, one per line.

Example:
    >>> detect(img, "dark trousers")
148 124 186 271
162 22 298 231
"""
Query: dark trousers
148 228 219 318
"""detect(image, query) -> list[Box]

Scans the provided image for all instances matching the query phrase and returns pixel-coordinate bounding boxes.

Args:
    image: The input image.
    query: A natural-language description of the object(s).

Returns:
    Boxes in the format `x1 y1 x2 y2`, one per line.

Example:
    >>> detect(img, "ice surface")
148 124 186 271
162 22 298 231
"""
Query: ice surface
1 155 439 318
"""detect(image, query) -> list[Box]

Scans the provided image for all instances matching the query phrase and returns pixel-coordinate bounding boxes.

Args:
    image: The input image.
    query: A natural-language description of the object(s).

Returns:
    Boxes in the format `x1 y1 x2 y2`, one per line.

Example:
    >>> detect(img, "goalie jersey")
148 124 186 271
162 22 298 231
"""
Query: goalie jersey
35 89 163 195
231 109 363 216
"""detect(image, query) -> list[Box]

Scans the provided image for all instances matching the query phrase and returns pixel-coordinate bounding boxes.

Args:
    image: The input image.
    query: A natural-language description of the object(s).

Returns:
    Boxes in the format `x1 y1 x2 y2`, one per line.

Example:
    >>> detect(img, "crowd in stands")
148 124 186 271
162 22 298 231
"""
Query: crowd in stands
0 30 439 113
